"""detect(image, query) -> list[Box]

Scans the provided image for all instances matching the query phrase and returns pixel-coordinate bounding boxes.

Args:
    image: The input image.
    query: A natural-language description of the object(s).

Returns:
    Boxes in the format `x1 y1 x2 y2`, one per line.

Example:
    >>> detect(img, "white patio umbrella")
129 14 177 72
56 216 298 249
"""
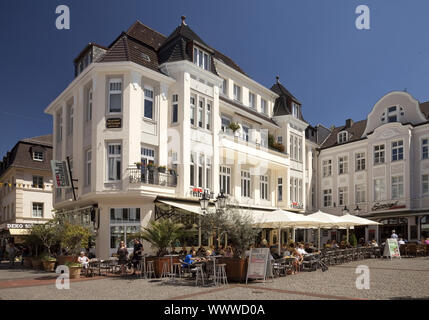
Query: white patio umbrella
251 209 315 255
338 214 381 243
306 210 354 249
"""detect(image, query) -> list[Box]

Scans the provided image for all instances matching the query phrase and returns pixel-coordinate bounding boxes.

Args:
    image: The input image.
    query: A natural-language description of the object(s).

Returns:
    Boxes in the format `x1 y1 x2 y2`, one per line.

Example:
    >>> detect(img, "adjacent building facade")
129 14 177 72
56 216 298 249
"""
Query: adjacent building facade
0 135 54 243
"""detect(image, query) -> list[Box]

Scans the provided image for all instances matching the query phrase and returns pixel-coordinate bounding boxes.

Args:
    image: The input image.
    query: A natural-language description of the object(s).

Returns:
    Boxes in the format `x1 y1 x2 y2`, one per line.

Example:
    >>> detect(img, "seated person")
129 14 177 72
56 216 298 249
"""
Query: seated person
297 244 308 256
216 245 225 256
304 243 313 254
224 246 234 257
182 250 198 267
78 251 89 269
196 245 206 256
370 240 379 247
270 247 281 260
178 246 187 256
170 247 178 254
398 238 405 245
291 248 303 274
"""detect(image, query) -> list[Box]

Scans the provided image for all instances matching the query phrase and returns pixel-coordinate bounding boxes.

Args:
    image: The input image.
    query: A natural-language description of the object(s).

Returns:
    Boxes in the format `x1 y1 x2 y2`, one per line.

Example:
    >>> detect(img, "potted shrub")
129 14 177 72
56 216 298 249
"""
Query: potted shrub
202 206 259 282
60 223 92 258
139 219 184 277
41 255 57 272
158 165 167 173
65 261 82 279
147 163 155 171
30 220 61 269
134 162 142 169
229 122 241 136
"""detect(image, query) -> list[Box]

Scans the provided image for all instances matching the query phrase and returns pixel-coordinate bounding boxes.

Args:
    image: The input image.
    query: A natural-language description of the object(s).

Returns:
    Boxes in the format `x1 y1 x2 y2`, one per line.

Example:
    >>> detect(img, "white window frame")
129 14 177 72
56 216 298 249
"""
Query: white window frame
391 140 404 162
107 143 122 182
172 94 178 124
143 87 154 120
241 170 251 198
338 156 348 175
56 111 63 142
85 149 92 186
68 105 74 136
338 187 348 206
374 144 385 165
355 152 366 171
391 175 404 200
198 98 204 128
193 47 210 70
108 78 122 114
190 96 196 126
33 151 43 161
355 184 366 204
323 189 332 207
278 178 283 202
32 176 43 188
86 88 93 122
337 131 348 144
220 166 231 195
233 84 241 102
322 159 332 177
261 98 267 115
260 175 269 200
206 101 211 130
422 138 429 160
422 174 429 196
249 92 256 109
374 178 386 201
32 202 44 218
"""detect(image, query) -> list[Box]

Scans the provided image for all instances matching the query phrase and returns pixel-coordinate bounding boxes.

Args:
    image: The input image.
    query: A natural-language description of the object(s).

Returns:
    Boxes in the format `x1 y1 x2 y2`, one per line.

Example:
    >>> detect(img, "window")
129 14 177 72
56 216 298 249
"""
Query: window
338 132 348 144
206 102 211 130
68 106 74 135
298 140 302 161
86 88 93 121
423 175 429 195
391 140 403 161
144 88 154 119
374 145 385 165
221 78 227 95
33 151 43 161
355 184 366 203
242 125 250 142
32 203 43 218
374 178 385 201
338 187 348 206
278 178 283 201
338 156 348 174
198 99 204 128
422 139 428 160
249 92 256 108
108 79 122 113
292 103 299 118
190 154 195 187
56 112 62 142
220 166 231 195
355 152 366 171
261 99 267 115
322 160 332 177
241 171 251 198
85 149 92 186
206 157 211 189
221 116 231 132
198 154 204 188
277 136 283 144
107 144 121 181
391 176 404 200
260 175 268 200
193 47 209 70
233 84 241 102
141 147 155 166
323 189 332 207
110 208 141 249
172 94 178 123
190 96 196 125
298 179 302 203
32 176 43 188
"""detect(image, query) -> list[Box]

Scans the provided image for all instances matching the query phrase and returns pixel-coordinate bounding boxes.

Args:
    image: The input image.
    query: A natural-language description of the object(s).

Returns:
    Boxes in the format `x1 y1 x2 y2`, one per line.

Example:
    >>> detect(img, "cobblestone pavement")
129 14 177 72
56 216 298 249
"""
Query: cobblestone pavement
0 257 428 300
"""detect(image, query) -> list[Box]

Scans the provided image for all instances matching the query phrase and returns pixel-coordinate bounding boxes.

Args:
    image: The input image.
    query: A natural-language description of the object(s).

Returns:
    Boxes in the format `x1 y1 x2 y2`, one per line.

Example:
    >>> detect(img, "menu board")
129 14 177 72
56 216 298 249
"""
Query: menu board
246 248 270 283
383 238 401 259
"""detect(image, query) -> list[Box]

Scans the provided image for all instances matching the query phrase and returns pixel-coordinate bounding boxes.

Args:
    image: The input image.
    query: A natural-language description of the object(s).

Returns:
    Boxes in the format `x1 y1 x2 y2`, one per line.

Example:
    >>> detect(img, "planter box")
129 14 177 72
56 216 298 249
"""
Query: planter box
56 255 78 266
146 256 180 278
42 260 56 272
32 259 42 269
217 257 248 283
69 266 82 279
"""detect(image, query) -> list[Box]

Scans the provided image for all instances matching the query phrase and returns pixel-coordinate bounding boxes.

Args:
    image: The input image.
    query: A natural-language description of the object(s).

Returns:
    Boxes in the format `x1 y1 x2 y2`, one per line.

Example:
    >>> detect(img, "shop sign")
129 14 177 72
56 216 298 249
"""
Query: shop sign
51 160 72 188
383 238 401 259
246 248 272 283
372 201 405 211
106 118 122 129
6 223 33 229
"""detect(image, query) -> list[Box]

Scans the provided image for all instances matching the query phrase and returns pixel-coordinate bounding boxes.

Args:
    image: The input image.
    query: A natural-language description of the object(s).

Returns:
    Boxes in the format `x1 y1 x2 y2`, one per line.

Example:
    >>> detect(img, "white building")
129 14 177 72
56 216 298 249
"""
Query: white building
317 91 429 243
0 135 54 244
44 18 319 258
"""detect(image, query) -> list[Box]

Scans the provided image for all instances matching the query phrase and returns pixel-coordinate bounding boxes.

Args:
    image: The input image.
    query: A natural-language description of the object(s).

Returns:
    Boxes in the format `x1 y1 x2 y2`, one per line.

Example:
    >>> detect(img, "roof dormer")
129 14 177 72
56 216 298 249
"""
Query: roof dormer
337 131 348 144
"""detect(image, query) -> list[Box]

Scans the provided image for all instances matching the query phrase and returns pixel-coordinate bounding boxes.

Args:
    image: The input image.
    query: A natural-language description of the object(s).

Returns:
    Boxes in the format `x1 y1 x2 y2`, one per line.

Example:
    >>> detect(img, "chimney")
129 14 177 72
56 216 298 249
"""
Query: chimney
181 15 187 26
345 118 354 128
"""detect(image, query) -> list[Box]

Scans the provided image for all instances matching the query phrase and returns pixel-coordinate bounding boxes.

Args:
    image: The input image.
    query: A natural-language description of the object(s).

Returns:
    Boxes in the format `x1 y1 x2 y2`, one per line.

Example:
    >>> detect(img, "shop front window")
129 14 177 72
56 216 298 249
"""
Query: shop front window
110 208 141 251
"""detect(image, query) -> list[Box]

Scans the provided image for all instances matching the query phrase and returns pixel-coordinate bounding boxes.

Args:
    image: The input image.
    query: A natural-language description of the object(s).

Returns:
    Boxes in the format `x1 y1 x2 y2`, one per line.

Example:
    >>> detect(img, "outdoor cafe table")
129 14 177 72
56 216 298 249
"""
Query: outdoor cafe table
164 254 179 277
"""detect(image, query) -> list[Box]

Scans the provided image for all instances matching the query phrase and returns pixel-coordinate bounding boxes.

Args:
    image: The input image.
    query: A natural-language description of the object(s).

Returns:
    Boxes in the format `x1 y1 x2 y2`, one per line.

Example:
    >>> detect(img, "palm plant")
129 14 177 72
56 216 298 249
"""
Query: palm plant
139 219 185 256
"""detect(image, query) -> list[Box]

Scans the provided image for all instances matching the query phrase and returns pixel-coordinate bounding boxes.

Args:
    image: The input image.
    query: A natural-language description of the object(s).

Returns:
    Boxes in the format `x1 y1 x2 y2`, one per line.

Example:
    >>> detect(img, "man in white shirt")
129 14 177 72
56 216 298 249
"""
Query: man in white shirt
297 244 308 255
78 252 89 269
391 230 399 239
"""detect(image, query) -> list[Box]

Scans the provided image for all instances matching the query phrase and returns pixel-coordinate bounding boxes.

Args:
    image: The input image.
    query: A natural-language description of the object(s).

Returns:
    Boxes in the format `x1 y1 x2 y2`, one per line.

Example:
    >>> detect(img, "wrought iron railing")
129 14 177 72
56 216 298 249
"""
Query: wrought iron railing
127 167 177 187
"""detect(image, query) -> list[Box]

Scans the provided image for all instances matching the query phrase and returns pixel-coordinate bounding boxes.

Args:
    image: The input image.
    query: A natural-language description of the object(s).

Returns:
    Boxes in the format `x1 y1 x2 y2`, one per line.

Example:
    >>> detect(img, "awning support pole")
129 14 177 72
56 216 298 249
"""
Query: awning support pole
198 216 202 247
278 228 281 256
318 228 321 250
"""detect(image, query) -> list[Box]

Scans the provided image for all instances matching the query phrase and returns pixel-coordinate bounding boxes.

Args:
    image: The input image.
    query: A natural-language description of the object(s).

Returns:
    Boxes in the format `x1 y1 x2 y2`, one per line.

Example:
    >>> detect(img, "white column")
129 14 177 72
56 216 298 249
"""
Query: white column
179 72 191 197
212 86 220 194
158 82 169 167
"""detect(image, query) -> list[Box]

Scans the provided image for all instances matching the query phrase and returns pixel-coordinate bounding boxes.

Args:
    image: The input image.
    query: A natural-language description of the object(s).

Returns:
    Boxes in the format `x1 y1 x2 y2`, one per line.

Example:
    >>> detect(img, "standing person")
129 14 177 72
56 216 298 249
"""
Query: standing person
117 241 128 274
391 230 398 239
7 242 16 267
131 239 143 275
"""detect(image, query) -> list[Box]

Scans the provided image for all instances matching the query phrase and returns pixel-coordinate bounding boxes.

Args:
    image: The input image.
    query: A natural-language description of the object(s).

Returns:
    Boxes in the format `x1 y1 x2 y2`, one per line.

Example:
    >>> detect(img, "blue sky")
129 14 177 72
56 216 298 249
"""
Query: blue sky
1 0 429 156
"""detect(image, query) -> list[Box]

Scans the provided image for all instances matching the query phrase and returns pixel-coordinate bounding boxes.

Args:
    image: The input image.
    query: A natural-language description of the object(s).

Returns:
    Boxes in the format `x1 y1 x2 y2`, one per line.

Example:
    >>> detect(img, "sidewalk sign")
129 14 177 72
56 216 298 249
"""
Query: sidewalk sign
383 238 401 259
246 248 271 284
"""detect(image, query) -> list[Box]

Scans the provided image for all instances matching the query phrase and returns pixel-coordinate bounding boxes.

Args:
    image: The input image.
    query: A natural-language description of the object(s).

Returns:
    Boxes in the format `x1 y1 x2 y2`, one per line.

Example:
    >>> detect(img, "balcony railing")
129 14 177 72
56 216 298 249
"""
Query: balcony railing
127 167 177 187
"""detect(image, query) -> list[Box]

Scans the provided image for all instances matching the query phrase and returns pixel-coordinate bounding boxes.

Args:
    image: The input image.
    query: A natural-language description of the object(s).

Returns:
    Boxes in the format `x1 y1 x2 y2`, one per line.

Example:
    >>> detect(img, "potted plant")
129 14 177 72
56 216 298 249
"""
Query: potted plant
202 206 259 282
134 162 142 169
65 261 82 279
229 122 241 136
147 163 155 171
158 165 167 173
41 255 57 272
30 220 61 269
139 219 184 277
60 223 92 257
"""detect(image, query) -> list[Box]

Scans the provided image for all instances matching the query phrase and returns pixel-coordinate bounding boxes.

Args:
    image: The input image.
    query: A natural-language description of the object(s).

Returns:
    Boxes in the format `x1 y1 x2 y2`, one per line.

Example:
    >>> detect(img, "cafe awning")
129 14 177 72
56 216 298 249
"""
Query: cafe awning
157 200 203 215
9 229 31 235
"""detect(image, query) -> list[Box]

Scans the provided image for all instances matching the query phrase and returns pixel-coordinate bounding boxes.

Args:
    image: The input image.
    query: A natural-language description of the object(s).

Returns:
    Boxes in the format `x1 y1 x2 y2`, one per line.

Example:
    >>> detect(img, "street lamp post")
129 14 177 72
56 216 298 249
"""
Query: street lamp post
199 191 210 247
215 191 227 247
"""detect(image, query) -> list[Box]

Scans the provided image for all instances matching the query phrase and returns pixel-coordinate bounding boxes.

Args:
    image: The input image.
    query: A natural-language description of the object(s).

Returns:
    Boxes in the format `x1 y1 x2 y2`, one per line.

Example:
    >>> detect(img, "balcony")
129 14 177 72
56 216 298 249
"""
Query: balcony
127 167 177 187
